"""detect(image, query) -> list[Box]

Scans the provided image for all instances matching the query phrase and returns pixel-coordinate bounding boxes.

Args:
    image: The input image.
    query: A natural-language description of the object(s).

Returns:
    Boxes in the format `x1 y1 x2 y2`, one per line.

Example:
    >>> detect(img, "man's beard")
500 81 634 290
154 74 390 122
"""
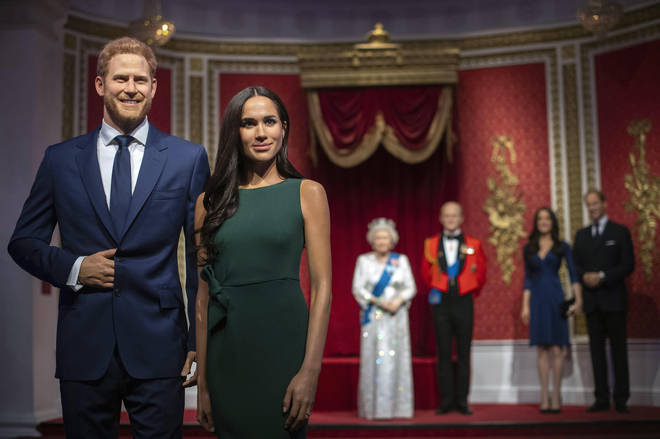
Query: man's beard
104 94 152 133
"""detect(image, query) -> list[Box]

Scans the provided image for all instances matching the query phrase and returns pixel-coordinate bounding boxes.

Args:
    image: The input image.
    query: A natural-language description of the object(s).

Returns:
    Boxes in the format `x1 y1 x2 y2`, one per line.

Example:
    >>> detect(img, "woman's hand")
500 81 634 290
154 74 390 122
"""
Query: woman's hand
196 384 214 432
384 297 404 314
568 299 582 316
282 368 319 431
521 305 530 325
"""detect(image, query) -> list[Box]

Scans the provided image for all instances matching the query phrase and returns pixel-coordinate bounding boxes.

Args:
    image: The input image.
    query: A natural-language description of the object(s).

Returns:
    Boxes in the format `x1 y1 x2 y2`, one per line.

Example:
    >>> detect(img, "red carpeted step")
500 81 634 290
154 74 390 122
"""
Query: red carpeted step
315 356 438 411
36 404 660 438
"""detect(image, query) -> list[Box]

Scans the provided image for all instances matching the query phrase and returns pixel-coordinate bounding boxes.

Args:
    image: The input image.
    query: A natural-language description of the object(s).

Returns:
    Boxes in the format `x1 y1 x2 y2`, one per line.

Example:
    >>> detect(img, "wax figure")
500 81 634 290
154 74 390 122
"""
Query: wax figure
521 207 582 413
8 37 209 437
195 86 332 437
421 202 486 415
573 190 634 414
352 218 416 419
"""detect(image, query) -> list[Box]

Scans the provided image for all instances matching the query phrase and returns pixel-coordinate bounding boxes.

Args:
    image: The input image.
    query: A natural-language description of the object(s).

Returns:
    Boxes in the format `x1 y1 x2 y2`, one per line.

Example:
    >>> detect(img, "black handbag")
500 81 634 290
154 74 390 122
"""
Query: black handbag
560 297 576 319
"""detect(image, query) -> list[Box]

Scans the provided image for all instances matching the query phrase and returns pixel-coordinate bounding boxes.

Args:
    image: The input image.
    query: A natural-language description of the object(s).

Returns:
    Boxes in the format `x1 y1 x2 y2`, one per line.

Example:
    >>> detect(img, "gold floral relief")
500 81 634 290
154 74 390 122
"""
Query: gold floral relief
483 136 526 285
624 119 660 282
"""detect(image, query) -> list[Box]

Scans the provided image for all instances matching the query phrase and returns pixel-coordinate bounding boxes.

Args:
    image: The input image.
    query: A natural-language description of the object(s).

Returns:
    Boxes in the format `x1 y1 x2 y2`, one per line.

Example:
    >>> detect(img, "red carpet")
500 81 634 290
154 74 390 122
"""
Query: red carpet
316 357 439 411
36 404 660 438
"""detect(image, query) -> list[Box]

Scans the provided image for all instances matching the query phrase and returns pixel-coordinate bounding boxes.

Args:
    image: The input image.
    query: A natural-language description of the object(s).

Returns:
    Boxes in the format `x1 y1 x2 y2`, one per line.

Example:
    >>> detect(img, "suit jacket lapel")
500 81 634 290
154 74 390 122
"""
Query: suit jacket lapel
457 234 466 273
592 223 607 248
118 124 167 241
437 235 448 273
75 128 119 244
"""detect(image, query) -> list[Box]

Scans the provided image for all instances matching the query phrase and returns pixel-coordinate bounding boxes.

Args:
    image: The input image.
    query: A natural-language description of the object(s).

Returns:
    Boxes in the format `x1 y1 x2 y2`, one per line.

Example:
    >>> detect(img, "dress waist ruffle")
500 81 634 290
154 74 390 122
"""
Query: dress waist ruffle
200 265 299 332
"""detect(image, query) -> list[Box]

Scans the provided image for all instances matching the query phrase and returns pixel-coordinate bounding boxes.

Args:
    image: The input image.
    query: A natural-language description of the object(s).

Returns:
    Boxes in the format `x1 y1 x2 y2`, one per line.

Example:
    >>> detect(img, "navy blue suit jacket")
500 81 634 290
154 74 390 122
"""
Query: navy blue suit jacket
8 124 210 381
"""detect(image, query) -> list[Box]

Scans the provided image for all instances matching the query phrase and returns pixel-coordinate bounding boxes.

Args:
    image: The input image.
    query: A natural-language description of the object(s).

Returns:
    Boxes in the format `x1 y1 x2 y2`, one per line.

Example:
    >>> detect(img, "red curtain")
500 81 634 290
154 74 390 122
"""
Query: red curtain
311 133 457 357
318 86 445 150
318 89 378 151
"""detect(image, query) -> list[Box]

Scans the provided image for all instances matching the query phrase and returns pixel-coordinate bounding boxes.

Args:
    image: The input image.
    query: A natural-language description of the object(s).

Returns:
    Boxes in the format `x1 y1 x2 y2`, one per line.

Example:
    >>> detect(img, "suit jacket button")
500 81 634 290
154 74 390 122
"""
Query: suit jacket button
114 288 120 297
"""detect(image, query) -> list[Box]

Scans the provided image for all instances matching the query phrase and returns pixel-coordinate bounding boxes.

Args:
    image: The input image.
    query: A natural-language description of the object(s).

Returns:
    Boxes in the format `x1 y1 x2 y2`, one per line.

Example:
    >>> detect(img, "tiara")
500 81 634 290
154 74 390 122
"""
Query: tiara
368 217 396 231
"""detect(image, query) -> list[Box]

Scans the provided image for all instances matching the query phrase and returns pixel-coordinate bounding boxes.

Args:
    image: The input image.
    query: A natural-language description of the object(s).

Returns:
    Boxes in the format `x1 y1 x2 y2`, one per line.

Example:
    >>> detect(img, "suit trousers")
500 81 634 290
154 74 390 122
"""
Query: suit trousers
60 347 184 439
585 310 630 406
432 291 473 408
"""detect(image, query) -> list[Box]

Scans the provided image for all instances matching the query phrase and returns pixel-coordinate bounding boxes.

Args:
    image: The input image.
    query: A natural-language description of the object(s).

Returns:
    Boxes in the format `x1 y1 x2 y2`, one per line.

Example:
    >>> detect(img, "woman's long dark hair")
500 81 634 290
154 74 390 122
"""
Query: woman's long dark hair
199 86 304 266
524 207 564 265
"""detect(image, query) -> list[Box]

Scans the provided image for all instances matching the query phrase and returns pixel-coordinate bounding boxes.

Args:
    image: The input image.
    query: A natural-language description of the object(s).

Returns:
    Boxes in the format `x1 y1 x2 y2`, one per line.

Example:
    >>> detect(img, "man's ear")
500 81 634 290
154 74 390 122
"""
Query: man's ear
150 76 158 98
94 76 104 97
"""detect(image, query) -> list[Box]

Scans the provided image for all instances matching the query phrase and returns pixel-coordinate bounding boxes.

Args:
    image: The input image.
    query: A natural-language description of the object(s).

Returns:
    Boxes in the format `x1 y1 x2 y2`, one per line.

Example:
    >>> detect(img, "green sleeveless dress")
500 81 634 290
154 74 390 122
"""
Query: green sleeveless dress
200 179 309 439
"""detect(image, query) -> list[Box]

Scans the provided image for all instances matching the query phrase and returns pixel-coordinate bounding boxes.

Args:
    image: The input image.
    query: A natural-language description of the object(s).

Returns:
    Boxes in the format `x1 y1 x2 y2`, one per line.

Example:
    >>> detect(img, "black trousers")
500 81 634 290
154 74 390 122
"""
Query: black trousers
59 347 185 439
585 310 630 406
432 291 473 409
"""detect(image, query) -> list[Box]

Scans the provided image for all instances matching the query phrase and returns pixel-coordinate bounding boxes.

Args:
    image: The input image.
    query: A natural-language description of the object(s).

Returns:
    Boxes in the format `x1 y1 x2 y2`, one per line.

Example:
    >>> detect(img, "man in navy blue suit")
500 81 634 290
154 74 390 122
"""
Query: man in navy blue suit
8 37 209 438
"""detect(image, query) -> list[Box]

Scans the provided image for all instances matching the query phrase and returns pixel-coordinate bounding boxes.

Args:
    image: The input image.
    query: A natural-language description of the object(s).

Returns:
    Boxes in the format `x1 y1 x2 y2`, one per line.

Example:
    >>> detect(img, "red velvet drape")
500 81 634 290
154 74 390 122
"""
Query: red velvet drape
318 86 445 150
311 136 457 357
318 89 378 151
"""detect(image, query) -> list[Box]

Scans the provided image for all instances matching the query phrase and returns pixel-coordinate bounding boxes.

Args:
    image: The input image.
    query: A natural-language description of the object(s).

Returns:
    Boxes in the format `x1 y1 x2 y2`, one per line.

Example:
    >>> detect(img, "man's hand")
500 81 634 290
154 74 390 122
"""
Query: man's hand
181 351 197 388
583 272 601 288
79 248 116 288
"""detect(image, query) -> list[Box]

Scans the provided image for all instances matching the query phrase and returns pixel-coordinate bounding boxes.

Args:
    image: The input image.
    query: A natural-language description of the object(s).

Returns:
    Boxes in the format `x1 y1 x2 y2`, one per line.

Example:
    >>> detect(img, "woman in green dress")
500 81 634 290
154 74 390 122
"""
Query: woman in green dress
193 86 332 438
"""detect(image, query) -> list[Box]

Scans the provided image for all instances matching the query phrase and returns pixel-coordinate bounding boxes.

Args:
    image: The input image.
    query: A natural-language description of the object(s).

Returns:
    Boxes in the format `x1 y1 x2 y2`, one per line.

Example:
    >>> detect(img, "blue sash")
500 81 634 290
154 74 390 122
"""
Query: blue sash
428 259 459 305
447 259 459 279
361 253 400 326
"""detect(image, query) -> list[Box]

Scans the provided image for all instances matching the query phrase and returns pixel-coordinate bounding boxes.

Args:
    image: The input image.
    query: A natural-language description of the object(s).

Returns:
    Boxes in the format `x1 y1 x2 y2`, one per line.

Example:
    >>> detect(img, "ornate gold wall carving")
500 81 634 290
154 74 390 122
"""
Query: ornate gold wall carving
624 119 659 282
483 136 526 285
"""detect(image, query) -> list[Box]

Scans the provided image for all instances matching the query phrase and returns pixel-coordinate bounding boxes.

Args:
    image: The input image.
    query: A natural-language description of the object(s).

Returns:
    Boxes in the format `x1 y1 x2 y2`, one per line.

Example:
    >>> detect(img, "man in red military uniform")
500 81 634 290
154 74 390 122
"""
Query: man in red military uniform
421 201 487 415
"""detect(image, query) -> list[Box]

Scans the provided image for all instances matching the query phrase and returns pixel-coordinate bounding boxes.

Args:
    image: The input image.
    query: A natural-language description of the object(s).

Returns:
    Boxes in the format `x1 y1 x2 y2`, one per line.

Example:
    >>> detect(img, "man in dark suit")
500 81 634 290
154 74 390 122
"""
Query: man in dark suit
572 189 634 414
8 37 209 437
421 202 487 415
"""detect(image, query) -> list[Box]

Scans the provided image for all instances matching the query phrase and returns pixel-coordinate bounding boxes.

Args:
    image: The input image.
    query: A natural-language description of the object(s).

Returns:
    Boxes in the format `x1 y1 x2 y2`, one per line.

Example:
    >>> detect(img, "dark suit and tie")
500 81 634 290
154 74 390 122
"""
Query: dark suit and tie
8 38 210 437
573 213 634 412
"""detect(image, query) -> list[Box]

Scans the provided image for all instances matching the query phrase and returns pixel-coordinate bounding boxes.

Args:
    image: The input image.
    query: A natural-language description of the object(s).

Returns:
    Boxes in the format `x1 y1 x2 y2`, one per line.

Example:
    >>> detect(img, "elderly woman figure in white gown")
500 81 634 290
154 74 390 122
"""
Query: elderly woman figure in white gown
352 218 417 419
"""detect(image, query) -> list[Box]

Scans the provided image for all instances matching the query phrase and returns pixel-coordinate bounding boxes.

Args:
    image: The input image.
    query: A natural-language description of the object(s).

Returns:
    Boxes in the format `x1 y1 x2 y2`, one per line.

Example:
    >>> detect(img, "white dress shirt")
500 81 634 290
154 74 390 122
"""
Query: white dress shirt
591 215 609 280
592 215 608 237
443 228 462 267
66 118 150 289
